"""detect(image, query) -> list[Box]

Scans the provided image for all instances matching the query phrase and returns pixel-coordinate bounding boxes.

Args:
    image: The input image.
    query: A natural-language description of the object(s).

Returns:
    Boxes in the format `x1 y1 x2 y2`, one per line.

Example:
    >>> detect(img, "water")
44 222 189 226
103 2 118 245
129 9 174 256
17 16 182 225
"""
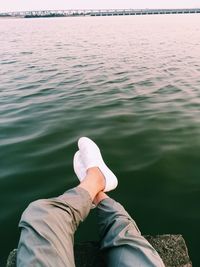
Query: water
0 14 200 266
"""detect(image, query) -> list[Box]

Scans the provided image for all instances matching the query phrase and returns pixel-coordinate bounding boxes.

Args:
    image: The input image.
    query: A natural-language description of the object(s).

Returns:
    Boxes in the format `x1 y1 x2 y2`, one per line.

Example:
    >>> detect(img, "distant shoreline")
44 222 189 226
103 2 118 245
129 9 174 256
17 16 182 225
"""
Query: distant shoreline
0 8 200 19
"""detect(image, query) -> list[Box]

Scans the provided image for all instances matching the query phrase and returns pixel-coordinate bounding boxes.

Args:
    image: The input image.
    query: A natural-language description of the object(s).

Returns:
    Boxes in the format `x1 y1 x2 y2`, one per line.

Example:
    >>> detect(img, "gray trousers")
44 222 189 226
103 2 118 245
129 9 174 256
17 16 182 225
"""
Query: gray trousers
17 187 165 267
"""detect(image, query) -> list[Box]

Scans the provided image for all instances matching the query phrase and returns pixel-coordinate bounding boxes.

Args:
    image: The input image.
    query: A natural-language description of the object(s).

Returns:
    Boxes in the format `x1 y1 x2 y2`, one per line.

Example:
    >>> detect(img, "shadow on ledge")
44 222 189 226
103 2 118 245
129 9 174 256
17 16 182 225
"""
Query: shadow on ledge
6 235 192 267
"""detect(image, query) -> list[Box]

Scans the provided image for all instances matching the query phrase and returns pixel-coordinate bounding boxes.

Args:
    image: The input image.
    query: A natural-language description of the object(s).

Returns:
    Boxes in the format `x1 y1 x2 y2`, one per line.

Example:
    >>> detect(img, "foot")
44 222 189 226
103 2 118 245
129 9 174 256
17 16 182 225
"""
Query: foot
74 137 118 192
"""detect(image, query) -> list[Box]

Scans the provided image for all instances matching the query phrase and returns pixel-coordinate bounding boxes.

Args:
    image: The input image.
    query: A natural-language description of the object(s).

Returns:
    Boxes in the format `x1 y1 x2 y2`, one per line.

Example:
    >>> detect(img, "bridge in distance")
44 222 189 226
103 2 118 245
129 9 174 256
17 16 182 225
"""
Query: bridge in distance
0 8 200 18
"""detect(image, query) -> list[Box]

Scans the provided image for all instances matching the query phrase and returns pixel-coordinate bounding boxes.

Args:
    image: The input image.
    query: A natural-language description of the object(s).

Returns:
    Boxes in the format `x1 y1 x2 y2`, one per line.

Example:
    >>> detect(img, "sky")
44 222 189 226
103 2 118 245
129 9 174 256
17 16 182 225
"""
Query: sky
0 0 200 12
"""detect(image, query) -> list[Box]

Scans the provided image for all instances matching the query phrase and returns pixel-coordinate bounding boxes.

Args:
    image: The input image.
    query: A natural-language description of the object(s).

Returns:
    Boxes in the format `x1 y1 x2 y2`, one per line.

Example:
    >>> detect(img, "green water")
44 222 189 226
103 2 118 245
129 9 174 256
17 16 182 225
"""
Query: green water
0 15 200 266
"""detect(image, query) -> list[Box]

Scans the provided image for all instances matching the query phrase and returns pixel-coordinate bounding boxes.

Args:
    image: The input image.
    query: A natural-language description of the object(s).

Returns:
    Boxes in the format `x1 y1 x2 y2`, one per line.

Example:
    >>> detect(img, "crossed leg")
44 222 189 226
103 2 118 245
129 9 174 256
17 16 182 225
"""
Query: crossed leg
17 172 165 267
17 168 104 267
17 137 165 267
95 192 165 267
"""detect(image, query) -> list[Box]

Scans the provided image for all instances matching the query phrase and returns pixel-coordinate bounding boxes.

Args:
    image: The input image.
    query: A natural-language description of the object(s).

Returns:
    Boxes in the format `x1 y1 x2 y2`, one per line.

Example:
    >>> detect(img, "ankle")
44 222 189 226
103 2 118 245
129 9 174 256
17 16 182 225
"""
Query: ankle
87 167 105 189
93 192 109 206
78 168 105 201
87 167 104 178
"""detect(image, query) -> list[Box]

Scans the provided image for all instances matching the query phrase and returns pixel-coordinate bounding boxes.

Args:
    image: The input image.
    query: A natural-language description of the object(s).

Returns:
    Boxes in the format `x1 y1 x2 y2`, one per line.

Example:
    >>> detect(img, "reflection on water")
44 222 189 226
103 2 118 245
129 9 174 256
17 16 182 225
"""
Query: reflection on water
0 15 200 265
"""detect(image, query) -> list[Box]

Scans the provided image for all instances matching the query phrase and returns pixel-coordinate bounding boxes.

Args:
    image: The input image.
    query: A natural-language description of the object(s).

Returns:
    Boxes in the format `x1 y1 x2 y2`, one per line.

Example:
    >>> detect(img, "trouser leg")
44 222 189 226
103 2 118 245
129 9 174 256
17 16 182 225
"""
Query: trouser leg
17 187 92 267
97 198 165 267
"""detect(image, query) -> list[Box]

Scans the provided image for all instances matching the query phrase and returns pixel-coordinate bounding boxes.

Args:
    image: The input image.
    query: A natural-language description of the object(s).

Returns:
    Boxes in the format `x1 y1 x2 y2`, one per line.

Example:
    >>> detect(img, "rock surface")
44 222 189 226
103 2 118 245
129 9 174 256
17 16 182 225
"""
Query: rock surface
6 235 192 267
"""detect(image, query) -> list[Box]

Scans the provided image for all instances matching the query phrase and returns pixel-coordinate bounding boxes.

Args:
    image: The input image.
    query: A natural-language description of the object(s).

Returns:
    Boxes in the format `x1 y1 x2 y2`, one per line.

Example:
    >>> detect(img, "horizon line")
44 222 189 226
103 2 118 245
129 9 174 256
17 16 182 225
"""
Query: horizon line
1 7 200 14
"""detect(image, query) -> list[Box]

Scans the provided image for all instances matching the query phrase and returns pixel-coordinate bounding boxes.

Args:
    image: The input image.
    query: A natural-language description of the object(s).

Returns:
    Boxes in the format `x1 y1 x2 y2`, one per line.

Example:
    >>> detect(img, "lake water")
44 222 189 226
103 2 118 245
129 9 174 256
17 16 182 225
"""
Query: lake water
0 14 200 266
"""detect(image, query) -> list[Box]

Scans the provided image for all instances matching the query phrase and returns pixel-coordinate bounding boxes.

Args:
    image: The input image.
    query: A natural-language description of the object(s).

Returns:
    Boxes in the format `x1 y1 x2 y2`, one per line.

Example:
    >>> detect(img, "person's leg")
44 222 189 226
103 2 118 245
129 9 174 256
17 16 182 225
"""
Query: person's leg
17 167 105 267
94 192 165 267
74 137 164 266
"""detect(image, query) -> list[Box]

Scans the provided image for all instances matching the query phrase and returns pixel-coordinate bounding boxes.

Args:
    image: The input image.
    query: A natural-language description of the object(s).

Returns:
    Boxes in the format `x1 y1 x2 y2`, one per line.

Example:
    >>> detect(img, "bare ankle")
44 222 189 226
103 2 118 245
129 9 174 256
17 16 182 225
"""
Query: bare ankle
78 168 105 201
87 167 105 190
93 192 109 206
87 167 104 178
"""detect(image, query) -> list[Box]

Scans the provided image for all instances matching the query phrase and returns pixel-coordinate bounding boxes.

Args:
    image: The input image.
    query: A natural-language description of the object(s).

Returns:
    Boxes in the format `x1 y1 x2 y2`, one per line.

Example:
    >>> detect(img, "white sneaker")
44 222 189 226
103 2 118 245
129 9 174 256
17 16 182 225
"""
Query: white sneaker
73 150 86 182
73 137 118 192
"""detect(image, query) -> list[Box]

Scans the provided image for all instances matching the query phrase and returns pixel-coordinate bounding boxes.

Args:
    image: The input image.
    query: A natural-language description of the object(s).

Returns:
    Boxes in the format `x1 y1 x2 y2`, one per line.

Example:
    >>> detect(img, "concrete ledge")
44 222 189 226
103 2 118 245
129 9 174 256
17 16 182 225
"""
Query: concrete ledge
6 235 192 267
